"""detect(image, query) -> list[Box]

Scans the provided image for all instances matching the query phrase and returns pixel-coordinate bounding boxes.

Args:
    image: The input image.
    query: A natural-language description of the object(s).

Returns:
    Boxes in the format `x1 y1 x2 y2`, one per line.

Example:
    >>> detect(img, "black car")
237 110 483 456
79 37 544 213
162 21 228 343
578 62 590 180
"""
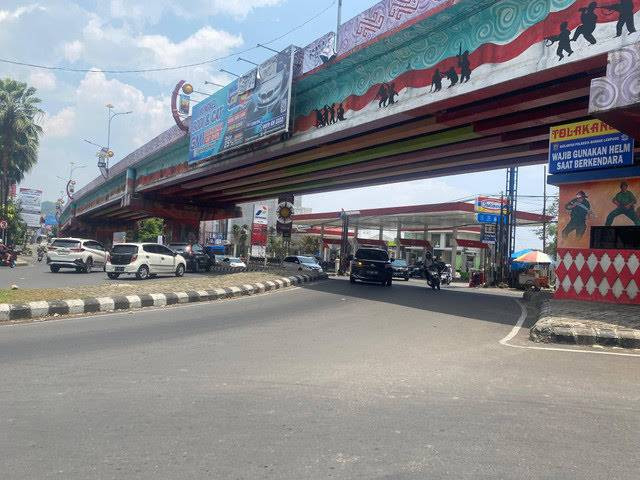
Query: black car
390 259 410 281
350 248 393 286
168 243 212 272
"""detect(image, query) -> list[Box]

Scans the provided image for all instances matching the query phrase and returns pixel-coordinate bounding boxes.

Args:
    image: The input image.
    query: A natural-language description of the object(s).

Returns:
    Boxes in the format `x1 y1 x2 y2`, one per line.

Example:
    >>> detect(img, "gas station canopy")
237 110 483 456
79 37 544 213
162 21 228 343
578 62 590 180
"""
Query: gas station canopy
292 201 550 230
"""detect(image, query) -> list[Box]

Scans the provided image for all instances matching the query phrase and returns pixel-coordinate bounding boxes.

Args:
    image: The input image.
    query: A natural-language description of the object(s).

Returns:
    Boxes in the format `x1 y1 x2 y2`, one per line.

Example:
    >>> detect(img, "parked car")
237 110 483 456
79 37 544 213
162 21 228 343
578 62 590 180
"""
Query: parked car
350 248 393 286
168 243 212 272
106 243 186 280
281 255 323 273
219 256 246 269
390 258 410 281
47 237 107 273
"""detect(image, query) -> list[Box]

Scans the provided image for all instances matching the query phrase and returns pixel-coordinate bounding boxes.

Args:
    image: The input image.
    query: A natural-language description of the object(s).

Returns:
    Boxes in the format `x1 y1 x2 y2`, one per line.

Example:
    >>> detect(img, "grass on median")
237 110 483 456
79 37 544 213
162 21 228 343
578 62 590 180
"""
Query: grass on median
0 270 291 304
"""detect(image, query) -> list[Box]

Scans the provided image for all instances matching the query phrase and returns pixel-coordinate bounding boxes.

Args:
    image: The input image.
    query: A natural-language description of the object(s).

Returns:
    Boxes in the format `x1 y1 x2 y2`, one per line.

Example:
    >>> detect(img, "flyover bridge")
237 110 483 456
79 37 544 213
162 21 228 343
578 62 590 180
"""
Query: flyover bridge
60 0 640 242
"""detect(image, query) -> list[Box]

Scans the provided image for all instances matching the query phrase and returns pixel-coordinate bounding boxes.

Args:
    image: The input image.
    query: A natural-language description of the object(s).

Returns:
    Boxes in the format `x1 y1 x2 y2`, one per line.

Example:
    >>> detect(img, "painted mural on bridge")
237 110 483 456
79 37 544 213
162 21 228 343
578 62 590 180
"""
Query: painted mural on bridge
294 0 640 134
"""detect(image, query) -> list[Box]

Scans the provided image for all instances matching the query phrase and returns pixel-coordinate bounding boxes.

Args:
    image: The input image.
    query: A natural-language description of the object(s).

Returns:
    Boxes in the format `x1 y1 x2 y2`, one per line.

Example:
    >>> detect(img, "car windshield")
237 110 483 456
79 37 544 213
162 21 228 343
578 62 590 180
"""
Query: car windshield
169 244 188 252
356 249 389 261
51 239 80 249
227 257 242 262
111 245 138 254
191 244 203 253
298 256 317 264
392 259 408 266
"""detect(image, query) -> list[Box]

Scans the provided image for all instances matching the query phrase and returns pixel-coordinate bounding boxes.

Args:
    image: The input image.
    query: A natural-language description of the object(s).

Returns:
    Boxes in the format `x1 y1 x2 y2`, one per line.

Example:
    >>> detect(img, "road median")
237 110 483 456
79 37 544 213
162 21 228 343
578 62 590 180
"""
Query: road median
0 271 328 322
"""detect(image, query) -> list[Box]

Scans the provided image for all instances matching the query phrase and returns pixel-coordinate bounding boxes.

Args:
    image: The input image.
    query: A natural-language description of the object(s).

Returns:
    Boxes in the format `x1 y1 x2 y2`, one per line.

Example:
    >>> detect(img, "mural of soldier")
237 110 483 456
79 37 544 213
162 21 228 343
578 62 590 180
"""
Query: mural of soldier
431 68 443 92
329 103 336 124
337 103 346 121
457 47 472 83
546 21 574 60
445 67 459 87
572 2 598 44
602 0 636 36
605 181 640 225
562 190 592 239
315 109 324 128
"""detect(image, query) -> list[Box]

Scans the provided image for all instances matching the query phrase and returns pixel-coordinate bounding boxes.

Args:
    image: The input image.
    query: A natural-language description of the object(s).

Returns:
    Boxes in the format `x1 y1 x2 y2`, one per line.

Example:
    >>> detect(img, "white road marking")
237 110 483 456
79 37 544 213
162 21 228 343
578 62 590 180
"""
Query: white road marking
500 299 640 358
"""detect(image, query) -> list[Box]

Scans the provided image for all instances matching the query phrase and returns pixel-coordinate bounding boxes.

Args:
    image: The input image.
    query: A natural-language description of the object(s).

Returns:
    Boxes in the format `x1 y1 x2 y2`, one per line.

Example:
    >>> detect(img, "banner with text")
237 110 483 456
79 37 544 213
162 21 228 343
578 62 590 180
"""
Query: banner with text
549 120 635 174
18 188 42 228
189 47 296 164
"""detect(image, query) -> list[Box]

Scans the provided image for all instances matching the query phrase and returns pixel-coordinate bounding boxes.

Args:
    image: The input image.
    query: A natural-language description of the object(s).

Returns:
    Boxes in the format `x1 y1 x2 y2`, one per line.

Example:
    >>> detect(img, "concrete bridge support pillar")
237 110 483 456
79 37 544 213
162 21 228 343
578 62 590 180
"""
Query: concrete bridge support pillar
589 42 640 140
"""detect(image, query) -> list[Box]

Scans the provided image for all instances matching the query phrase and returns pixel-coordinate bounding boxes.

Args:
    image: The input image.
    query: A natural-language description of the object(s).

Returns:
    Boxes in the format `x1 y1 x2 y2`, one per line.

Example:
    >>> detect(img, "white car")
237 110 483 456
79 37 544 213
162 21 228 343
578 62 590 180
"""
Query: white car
220 257 246 268
281 255 323 273
47 237 108 273
105 243 187 280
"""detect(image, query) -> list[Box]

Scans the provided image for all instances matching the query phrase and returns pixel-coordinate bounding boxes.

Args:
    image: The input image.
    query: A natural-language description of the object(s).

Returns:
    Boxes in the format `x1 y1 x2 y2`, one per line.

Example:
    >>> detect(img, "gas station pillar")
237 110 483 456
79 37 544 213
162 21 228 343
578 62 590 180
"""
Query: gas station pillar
395 222 402 260
451 227 458 272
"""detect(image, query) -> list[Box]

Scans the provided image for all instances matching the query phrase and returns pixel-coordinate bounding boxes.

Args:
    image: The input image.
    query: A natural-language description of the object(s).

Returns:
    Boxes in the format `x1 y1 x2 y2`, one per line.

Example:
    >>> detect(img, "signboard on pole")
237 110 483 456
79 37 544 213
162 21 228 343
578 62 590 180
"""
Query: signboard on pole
276 194 294 238
549 119 634 174
251 204 269 254
189 46 297 164
481 224 497 244
18 188 42 227
476 213 507 224
475 196 509 215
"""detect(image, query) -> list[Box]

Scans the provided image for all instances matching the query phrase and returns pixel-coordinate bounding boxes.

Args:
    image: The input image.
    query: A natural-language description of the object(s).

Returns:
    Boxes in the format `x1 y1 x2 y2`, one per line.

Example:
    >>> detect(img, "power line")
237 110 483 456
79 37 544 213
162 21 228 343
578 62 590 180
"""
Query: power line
0 0 336 74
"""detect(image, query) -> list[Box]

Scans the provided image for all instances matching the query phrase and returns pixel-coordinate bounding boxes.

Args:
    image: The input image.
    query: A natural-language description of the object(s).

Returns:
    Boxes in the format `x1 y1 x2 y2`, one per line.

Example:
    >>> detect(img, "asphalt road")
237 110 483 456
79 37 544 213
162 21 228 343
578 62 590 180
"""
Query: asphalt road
1 278 638 479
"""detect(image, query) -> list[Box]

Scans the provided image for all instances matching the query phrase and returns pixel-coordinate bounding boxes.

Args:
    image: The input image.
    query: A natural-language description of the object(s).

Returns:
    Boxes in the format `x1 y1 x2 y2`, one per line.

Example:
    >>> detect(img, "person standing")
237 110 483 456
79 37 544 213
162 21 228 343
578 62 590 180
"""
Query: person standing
605 181 640 225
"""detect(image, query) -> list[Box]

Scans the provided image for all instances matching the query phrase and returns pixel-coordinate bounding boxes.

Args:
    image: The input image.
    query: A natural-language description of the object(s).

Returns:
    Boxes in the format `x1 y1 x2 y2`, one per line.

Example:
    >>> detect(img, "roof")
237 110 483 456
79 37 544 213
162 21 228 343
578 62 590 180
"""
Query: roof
293 201 551 230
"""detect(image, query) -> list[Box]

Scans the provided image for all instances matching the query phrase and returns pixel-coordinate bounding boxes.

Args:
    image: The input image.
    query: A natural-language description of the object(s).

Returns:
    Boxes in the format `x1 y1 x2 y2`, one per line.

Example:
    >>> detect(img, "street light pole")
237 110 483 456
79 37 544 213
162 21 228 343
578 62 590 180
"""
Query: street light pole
335 0 343 54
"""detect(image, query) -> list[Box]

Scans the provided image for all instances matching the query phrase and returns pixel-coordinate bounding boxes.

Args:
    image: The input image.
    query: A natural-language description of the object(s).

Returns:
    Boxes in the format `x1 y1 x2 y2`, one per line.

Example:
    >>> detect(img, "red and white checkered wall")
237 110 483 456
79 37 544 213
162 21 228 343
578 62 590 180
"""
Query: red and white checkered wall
555 248 640 304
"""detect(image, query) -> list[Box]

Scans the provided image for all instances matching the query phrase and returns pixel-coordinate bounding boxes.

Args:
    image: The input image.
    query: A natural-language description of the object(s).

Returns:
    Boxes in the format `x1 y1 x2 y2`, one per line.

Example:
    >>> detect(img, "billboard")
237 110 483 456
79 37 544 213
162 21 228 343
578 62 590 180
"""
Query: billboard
18 188 42 227
189 46 297 164
251 204 269 248
475 196 509 215
549 120 634 174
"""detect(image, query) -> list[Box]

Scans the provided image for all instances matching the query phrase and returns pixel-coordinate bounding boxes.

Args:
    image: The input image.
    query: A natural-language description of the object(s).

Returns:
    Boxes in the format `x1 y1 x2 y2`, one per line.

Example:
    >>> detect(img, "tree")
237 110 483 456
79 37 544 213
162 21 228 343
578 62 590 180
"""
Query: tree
267 234 288 260
231 224 249 257
0 78 43 220
136 218 164 242
4 198 27 245
295 235 320 255
535 197 558 257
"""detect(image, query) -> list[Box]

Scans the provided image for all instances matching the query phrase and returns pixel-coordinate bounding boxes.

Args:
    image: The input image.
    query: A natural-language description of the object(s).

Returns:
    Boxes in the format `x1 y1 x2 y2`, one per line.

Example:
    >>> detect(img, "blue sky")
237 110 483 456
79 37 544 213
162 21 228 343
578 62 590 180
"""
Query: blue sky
0 0 553 248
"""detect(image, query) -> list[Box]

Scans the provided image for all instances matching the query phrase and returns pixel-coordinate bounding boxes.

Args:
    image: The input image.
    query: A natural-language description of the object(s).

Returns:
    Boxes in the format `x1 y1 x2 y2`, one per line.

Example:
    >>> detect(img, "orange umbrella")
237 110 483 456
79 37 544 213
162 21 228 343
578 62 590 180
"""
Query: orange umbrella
512 250 552 264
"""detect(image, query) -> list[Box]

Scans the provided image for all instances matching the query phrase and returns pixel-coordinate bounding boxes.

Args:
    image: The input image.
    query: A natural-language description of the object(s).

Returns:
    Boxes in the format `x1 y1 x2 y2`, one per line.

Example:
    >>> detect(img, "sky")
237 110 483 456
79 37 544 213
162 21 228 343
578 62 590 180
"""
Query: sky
0 0 555 249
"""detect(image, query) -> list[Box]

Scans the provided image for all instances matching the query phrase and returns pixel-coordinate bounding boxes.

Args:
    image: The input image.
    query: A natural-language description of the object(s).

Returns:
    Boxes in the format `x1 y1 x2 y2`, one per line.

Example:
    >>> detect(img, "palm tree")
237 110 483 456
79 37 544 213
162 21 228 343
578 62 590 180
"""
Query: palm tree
0 78 43 217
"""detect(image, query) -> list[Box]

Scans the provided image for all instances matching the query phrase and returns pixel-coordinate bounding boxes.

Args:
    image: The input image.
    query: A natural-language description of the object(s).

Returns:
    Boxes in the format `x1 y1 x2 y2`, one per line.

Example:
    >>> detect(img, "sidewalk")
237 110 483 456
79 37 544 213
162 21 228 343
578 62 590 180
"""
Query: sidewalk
529 292 640 349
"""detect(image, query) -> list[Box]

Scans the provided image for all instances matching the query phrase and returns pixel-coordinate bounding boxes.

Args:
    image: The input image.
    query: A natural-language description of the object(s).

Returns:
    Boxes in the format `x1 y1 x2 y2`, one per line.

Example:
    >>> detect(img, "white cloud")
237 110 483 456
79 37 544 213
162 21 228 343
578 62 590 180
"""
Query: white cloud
0 3 45 24
63 40 84 63
28 70 56 90
41 107 76 138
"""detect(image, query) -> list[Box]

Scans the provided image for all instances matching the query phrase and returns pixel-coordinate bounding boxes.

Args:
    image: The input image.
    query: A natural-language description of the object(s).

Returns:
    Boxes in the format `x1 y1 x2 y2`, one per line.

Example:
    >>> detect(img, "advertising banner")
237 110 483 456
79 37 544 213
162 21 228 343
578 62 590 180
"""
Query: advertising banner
481 224 496 244
301 31 336 75
178 94 190 115
475 196 509 215
18 188 42 227
253 204 269 225
549 120 635 174
189 46 296 164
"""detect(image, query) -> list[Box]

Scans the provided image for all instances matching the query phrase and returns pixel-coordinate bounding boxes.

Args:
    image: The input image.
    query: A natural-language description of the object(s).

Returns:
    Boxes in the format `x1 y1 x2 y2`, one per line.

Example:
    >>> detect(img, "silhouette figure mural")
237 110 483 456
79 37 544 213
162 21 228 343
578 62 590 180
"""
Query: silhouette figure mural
430 68 443 92
603 0 636 36
314 102 347 128
573 2 598 45
457 46 472 83
546 21 574 60
445 67 459 87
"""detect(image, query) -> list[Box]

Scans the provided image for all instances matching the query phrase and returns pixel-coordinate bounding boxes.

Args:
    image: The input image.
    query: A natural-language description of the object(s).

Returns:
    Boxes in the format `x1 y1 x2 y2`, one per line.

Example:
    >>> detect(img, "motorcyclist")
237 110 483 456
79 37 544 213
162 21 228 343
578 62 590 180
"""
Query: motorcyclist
0 240 16 268
424 251 446 288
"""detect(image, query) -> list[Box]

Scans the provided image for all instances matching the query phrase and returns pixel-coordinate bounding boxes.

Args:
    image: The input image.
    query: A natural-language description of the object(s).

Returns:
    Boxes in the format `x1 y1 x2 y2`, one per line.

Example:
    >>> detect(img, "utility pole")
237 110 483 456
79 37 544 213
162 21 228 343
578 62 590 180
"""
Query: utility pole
542 166 547 253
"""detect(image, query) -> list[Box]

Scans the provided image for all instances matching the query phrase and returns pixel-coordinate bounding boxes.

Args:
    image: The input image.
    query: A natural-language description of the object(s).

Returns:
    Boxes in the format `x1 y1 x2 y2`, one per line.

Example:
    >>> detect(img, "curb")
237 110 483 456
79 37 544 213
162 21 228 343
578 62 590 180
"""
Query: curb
0 273 328 322
526 293 640 349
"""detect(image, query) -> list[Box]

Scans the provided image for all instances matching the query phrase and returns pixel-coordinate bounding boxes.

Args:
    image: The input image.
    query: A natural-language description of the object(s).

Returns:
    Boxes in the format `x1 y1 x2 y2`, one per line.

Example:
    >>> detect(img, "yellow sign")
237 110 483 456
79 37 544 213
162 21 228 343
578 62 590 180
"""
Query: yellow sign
550 119 618 143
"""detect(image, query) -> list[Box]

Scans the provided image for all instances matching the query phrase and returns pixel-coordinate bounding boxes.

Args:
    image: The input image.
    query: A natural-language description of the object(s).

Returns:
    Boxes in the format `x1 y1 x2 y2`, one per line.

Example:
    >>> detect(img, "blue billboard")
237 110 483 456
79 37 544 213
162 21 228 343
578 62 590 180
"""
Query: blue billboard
549 119 635 174
189 47 296 164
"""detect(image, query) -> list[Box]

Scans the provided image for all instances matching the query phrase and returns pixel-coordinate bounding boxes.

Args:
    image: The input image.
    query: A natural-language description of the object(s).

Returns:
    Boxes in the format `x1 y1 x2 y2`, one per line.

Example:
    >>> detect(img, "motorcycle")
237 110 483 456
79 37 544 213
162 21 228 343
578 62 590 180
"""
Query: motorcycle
0 248 17 268
440 264 453 285
426 264 441 290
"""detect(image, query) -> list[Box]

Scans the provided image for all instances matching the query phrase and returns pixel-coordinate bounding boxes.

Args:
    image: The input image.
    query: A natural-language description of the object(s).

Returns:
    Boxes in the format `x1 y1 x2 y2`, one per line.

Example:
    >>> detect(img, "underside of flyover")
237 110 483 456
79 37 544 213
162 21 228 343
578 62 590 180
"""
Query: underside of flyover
75 57 611 230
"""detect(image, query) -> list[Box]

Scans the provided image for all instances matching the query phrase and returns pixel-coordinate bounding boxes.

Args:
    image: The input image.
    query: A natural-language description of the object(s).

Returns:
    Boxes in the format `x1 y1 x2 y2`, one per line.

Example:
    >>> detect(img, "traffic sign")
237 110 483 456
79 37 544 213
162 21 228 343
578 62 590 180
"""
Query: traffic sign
0 219 7 230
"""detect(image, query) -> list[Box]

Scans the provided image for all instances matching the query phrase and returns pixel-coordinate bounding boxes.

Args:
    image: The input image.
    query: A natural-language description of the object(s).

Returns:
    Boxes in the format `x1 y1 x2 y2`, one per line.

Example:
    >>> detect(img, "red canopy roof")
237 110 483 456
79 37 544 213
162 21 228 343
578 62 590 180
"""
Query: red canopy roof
455 238 489 249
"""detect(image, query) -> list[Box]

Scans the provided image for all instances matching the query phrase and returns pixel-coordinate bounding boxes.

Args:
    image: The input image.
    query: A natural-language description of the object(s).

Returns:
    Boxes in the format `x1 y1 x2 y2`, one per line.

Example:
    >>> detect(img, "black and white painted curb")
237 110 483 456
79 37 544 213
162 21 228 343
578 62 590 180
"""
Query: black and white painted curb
0 273 328 322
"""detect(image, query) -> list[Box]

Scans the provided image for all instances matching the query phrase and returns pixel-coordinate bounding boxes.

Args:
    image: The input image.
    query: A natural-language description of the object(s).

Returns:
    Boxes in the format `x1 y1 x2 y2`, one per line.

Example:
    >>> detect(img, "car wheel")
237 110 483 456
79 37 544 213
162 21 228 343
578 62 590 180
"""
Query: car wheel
50 265 60 273
175 264 185 277
107 272 120 279
405 276 409 281
350 276 356 284
386 278 392 287
84 258 93 273
136 265 150 280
